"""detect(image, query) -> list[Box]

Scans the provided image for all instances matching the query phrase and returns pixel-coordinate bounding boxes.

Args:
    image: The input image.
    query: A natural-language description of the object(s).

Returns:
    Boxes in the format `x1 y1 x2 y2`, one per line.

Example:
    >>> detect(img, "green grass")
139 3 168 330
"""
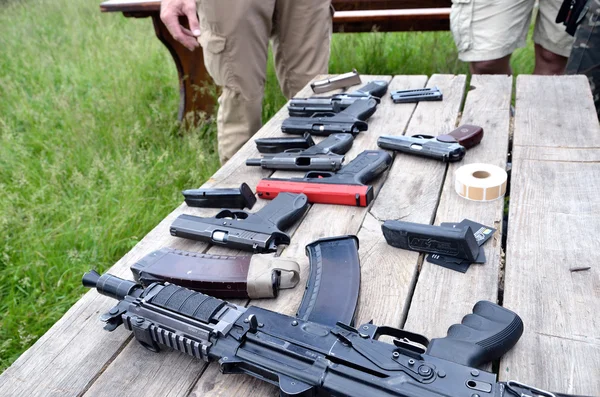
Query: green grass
0 0 535 372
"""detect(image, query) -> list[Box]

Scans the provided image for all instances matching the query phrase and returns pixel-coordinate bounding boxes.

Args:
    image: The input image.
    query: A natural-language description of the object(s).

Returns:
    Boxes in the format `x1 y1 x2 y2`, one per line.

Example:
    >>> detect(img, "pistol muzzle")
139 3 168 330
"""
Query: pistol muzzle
246 158 262 166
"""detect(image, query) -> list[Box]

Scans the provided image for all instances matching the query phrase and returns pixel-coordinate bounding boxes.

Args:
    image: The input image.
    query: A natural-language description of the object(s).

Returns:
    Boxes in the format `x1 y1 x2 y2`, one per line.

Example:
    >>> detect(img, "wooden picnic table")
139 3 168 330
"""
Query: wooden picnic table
98 0 451 123
0 74 598 396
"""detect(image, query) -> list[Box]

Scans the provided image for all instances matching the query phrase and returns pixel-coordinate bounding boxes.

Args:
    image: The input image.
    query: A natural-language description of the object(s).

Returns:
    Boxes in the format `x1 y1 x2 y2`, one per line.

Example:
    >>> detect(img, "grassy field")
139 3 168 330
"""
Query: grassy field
0 0 535 371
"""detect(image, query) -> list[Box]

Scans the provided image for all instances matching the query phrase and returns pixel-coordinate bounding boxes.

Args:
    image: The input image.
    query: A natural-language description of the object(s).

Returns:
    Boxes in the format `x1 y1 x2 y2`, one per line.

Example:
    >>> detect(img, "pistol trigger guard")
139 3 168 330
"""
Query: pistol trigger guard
304 171 334 179
311 111 336 118
215 210 249 220
356 121 368 130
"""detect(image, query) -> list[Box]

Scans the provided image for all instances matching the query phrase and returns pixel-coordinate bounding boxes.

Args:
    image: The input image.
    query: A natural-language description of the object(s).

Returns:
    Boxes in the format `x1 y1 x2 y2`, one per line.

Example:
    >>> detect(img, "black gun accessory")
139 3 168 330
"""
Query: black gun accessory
391 86 443 103
255 133 316 154
382 219 496 273
182 183 257 210
298 235 360 327
281 97 377 136
85 270 587 397
170 192 309 253
129 235 360 327
246 133 354 172
288 80 388 118
310 69 361 93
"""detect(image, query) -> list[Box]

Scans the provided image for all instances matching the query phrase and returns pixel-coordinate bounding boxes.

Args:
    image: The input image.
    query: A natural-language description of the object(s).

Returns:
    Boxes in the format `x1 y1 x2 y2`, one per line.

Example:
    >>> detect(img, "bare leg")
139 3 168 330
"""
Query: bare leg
470 54 512 75
533 43 568 75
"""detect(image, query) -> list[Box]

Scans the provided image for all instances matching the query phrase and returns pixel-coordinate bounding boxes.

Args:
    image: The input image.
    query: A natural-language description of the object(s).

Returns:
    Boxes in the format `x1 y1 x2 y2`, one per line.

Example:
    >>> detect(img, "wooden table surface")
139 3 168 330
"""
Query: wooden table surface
0 74 598 396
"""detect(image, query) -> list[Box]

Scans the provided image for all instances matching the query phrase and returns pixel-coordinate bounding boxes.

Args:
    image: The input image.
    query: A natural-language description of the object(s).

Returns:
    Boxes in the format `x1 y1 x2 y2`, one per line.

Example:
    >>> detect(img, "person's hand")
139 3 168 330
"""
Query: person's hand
160 0 201 51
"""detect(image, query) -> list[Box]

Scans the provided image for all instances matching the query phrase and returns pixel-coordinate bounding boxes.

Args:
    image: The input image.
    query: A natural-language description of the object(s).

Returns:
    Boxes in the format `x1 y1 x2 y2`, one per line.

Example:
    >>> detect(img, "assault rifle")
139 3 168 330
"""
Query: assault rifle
84 270 586 397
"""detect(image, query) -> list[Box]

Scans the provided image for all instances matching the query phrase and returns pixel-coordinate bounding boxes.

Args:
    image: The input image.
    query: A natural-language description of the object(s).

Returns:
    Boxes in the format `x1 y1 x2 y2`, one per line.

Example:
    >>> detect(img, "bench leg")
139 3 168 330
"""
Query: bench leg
151 15 215 124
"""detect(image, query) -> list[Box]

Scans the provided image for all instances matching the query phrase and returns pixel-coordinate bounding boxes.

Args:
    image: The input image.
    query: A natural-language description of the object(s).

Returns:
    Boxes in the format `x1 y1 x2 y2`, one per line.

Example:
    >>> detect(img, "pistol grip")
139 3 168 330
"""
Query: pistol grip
343 98 379 121
425 301 523 367
441 124 484 149
336 150 392 186
254 193 309 232
305 133 354 155
355 80 389 98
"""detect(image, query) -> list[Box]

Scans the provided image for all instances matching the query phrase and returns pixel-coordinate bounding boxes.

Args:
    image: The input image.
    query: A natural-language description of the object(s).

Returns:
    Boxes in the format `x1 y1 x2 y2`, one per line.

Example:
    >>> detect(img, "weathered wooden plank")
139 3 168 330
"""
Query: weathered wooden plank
516 146 600 162
512 75 600 149
77 76 390 396
370 74 466 223
0 79 318 397
500 75 600 395
186 75 427 396
403 75 512 345
353 74 466 329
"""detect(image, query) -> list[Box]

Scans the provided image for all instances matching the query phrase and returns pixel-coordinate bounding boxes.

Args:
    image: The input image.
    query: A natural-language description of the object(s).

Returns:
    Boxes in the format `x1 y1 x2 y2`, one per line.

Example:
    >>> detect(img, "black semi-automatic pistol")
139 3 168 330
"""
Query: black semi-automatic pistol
281 97 377 136
246 133 354 171
390 86 443 103
170 192 308 253
288 80 388 118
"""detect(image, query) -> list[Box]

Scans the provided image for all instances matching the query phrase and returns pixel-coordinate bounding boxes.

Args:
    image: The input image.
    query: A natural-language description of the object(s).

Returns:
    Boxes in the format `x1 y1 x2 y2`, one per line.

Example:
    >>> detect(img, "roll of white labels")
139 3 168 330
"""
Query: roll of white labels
454 163 507 201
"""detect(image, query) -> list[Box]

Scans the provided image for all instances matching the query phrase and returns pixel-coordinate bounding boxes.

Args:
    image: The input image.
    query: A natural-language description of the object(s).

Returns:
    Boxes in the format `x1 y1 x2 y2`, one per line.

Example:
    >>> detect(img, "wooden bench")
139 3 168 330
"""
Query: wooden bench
99 0 451 122
1 73 598 396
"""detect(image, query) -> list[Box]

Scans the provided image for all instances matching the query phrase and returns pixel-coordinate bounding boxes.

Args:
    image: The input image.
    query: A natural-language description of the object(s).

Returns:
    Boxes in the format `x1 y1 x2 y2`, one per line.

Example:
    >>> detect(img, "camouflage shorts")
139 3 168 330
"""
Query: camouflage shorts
565 0 600 118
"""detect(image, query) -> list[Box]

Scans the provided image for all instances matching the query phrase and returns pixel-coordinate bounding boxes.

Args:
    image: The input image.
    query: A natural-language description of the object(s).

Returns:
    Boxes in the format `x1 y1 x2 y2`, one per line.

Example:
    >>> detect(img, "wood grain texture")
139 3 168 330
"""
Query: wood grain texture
330 0 452 10
186 75 431 397
500 76 600 395
98 0 451 121
403 75 512 342
352 75 470 329
0 78 317 397
512 75 600 149
371 74 466 223
101 0 452 13
76 76 389 397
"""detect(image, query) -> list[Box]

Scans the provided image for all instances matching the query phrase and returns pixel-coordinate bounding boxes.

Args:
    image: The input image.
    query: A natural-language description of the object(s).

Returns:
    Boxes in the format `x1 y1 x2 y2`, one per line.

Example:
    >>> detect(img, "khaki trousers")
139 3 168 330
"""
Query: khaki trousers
196 0 333 163
450 0 575 62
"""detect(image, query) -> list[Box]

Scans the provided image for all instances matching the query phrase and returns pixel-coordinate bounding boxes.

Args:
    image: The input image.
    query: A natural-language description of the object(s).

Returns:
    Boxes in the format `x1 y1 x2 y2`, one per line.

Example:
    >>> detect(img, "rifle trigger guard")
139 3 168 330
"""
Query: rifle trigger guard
373 326 429 355
505 380 556 397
